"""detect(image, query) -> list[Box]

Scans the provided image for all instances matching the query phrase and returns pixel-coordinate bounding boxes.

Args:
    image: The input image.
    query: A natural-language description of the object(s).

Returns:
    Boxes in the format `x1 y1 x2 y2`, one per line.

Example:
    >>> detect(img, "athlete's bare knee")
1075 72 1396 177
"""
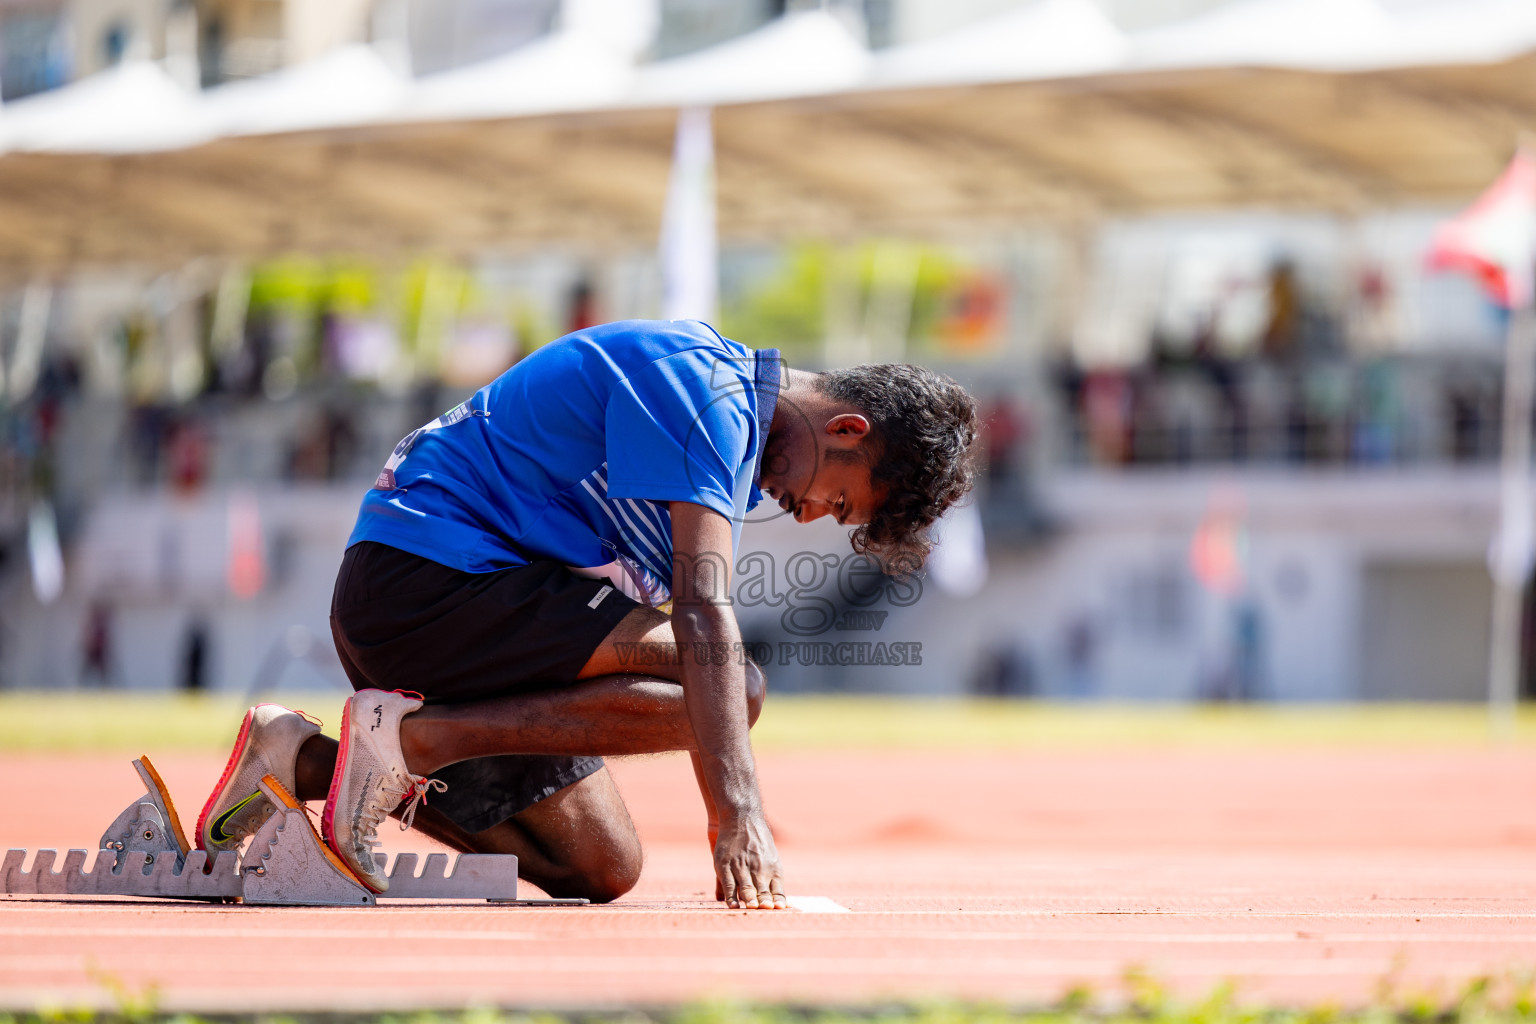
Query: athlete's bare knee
589 843 644 903
745 660 767 727
547 837 642 904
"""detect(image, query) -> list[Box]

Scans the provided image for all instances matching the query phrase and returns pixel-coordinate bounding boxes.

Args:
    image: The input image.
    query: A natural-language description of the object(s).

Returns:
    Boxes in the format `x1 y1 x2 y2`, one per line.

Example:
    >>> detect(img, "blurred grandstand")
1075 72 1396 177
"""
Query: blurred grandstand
0 0 1531 704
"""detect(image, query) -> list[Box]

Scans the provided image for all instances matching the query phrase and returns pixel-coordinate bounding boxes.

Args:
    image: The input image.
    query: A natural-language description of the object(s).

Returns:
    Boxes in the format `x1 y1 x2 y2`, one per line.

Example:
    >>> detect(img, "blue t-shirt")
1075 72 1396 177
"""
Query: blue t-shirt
348 320 780 604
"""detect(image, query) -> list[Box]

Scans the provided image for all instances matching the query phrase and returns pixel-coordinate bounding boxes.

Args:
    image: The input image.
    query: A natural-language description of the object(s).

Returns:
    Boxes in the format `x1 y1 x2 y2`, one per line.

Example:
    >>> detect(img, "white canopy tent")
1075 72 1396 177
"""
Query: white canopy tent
0 1 1533 272
390 29 637 122
197 44 409 138
866 0 1127 89
1129 0 1536 72
0 60 207 154
629 9 870 108
0 44 411 154
388 0 659 125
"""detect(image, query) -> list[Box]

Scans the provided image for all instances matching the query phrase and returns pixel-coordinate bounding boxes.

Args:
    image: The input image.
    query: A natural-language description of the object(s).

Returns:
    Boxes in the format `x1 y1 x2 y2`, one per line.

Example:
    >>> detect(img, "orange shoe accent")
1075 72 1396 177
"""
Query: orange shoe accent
138 755 190 856
260 772 304 812
259 773 371 891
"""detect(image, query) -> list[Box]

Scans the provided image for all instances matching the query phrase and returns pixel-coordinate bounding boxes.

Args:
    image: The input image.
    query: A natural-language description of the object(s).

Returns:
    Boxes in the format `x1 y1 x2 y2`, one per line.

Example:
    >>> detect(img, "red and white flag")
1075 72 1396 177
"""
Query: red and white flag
1428 149 1536 310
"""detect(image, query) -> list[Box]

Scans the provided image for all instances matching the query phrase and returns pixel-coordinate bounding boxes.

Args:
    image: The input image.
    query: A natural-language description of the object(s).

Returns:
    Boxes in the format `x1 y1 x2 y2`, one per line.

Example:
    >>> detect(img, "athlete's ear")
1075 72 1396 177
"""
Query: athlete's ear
824 413 871 438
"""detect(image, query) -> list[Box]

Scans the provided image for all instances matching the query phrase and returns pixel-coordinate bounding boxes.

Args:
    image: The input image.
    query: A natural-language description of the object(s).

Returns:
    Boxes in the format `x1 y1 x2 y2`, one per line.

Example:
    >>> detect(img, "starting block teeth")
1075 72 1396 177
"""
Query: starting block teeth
2 847 243 900
374 851 521 899
2 757 532 906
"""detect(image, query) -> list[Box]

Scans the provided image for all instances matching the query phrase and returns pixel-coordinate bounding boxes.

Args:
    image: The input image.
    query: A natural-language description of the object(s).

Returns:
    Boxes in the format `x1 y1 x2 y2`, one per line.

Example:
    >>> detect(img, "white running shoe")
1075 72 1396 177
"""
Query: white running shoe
196 703 322 855
321 689 445 893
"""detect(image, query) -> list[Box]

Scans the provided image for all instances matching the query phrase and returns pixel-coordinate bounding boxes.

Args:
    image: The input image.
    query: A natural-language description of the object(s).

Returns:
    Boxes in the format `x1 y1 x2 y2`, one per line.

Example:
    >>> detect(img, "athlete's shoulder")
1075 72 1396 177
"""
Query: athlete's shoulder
570 320 753 390
573 318 747 358
499 321 755 406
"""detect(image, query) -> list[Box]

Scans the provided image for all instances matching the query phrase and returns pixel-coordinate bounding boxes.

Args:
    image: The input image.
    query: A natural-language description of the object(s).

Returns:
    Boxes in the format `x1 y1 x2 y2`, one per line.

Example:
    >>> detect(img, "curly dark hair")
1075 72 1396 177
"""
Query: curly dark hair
815 364 979 571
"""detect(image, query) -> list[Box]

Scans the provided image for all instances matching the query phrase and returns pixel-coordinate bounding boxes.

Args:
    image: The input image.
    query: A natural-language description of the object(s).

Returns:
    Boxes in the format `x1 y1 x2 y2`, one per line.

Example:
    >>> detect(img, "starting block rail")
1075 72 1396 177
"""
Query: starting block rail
2 757 585 908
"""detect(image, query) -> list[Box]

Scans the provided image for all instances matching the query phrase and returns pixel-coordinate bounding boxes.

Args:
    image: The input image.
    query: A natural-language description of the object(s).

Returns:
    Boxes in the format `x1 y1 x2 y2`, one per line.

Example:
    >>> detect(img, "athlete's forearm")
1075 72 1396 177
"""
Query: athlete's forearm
673 603 762 818
690 750 721 830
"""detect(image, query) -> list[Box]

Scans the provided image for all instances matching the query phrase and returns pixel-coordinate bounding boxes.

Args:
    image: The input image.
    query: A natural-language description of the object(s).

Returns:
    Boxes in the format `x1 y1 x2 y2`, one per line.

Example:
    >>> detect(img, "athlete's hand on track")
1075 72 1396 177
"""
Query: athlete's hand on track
714 807 786 909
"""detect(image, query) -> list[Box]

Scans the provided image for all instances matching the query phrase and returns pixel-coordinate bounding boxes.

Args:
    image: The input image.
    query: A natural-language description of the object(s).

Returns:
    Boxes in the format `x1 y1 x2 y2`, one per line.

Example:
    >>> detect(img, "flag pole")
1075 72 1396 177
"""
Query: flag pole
1429 141 1536 733
1488 300 1534 735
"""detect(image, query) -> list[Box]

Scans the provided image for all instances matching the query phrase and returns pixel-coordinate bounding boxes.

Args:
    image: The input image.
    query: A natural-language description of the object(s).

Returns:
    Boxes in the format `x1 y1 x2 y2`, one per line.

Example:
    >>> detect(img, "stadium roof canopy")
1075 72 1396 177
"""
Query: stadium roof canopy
0 0 1535 274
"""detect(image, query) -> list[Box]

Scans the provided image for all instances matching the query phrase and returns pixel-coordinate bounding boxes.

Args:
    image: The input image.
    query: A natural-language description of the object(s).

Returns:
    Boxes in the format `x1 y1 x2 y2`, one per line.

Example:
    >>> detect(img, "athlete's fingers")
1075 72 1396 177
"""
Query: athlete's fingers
739 865 776 910
748 867 778 910
729 864 756 908
736 860 766 909
768 875 788 910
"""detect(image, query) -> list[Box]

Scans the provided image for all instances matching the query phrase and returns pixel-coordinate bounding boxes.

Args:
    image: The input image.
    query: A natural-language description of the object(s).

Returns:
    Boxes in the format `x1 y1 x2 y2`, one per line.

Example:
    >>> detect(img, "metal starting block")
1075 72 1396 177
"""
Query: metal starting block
2 757 581 907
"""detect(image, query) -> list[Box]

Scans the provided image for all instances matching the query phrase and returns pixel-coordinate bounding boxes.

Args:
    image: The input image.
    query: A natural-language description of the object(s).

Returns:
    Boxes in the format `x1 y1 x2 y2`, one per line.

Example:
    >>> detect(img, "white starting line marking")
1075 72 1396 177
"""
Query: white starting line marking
788 895 851 914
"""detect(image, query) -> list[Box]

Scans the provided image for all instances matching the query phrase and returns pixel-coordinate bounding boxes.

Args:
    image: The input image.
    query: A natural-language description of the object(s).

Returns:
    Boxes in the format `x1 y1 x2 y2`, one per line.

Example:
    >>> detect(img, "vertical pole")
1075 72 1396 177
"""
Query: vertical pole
660 107 717 324
1489 304 1535 734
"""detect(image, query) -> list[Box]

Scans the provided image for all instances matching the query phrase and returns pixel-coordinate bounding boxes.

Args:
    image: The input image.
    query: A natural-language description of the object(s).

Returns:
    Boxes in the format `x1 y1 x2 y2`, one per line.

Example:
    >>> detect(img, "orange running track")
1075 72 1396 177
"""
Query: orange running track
4 746 1536 1011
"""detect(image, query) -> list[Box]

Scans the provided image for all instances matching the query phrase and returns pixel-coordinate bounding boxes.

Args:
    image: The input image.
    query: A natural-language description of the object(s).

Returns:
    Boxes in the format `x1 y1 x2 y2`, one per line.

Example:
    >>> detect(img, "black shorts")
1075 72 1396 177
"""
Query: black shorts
330 540 641 833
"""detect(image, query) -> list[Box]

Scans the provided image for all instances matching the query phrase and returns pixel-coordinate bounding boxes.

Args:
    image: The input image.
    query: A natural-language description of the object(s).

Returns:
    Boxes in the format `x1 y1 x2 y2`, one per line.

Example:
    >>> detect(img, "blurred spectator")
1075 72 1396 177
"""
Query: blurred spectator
80 600 116 688
1261 257 1300 360
972 641 1034 698
168 417 211 495
1351 264 1397 353
1351 362 1399 464
568 276 599 334
978 393 1048 544
181 615 210 692
1083 371 1132 466
1203 599 1266 702
1446 371 1499 462
222 309 273 397
979 395 1026 488
289 406 358 481
129 402 171 486
29 393 61 501
1060 615 1098 699
1296 363 1351 463
1053 347 1506 471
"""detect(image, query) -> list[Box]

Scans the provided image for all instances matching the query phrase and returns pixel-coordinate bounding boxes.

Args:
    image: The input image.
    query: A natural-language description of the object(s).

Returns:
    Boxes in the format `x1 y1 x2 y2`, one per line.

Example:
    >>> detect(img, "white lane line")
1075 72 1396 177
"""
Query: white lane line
789 895 851 914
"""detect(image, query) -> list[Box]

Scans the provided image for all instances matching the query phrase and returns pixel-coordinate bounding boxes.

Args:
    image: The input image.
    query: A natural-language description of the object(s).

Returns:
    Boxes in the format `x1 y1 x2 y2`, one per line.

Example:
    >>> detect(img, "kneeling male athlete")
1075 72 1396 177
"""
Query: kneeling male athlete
194 319 978 907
